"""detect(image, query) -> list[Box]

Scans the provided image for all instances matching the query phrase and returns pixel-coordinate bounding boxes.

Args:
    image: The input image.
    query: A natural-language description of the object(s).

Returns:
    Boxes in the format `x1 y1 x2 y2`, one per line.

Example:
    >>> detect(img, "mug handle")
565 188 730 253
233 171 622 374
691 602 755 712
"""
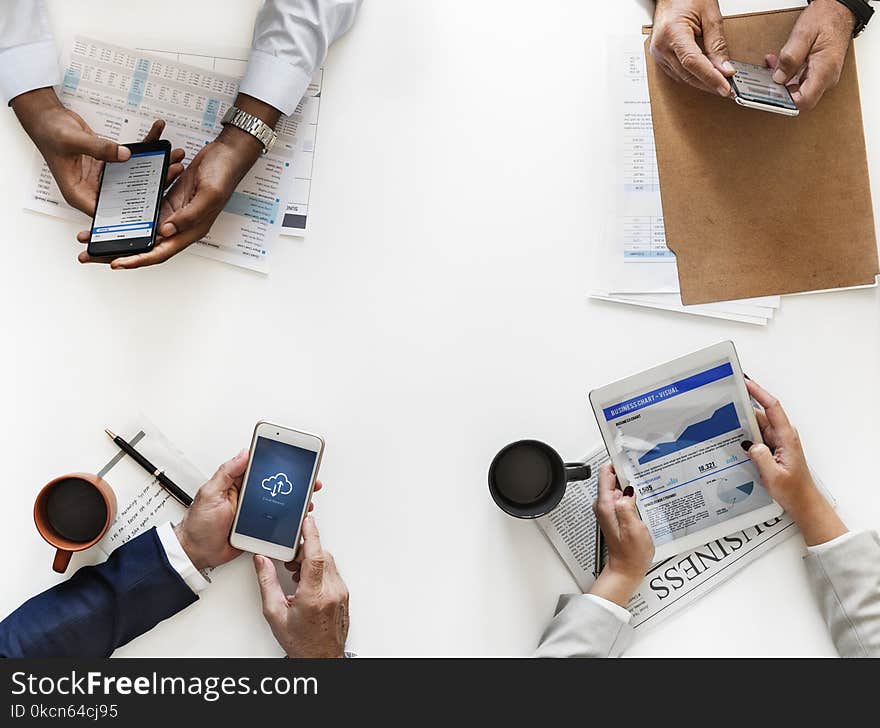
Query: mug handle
53 548 72 573
564 462 591 482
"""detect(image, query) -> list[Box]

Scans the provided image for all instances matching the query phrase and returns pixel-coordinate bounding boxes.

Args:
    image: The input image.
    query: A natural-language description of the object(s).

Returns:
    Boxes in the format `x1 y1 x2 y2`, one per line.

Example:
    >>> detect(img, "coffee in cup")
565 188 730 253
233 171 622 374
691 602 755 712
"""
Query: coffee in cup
488 440 590 518
34 473 116 573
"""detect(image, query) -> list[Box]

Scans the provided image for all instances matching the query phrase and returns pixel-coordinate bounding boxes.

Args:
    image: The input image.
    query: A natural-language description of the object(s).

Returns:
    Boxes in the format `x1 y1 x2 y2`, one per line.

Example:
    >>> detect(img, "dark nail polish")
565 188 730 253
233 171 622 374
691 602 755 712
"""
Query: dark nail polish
623 486 634 497
744 373 751 380
741 440 753 451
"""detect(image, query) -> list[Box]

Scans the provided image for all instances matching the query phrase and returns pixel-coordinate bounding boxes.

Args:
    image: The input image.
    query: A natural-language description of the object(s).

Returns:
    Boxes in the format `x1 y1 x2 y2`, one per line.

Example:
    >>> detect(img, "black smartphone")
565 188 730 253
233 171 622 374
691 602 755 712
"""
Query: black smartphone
87 139 171 259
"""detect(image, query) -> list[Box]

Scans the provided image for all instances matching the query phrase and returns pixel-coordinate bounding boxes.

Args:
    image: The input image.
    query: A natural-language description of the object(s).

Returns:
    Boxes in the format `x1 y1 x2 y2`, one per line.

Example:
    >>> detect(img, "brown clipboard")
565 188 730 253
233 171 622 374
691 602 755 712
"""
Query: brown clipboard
643 8 879 304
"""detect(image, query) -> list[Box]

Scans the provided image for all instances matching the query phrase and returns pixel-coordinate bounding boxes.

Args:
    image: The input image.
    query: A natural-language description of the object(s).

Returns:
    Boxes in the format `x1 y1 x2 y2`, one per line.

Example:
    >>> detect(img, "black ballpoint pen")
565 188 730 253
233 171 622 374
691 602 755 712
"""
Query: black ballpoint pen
105 428 193 507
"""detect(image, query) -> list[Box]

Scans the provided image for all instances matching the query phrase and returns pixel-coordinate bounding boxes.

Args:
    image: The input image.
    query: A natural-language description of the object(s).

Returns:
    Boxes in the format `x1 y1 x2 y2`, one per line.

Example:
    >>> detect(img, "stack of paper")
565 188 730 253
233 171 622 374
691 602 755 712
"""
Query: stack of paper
591 36 780 325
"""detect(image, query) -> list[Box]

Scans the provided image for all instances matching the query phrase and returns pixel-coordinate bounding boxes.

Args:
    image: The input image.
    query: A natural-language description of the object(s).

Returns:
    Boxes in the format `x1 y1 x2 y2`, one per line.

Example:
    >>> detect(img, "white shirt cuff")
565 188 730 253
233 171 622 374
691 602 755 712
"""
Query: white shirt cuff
156 521 211 594
238 49 312 116
806 530 855 556
584 593 633 624
0 39 61 106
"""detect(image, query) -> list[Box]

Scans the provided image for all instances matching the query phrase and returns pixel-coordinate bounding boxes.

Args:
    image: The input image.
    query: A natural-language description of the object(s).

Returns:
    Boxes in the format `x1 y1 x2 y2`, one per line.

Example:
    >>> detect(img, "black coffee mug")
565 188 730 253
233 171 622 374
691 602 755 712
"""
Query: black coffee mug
488 440 590 518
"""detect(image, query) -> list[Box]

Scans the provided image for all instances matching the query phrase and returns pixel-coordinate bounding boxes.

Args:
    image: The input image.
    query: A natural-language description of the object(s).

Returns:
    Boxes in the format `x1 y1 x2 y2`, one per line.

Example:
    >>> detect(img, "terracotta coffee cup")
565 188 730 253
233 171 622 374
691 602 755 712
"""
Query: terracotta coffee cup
34 473 117 573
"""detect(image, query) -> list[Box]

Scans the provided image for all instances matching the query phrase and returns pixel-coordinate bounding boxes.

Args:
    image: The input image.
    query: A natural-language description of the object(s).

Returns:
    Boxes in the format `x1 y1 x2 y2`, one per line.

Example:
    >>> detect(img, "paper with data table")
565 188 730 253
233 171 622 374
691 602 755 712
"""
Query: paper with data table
126 36 321 241
592 36 781 324
23 36 323 273
614 39 671 267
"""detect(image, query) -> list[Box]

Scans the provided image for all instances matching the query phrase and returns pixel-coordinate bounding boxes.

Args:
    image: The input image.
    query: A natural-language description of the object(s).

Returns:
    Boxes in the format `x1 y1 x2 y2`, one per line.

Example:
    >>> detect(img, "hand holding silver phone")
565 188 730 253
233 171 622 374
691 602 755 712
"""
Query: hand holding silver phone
229 421 324 561
729 60 799 117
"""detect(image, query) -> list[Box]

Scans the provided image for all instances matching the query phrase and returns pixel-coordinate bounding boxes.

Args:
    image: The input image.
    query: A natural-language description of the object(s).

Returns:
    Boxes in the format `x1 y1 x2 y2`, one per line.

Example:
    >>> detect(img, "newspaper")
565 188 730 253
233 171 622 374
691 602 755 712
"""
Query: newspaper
536 444 830 632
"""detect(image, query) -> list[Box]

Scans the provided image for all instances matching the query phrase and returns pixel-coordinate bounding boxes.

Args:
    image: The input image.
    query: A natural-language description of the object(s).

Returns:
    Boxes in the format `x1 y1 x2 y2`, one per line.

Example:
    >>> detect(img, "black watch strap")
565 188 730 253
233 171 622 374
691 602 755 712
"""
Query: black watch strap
808 0 874 37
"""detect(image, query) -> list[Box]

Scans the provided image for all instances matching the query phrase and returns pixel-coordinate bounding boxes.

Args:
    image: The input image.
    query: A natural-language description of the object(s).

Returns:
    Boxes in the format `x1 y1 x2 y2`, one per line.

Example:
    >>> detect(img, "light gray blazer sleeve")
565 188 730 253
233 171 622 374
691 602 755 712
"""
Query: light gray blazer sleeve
534 595 633 658
803 530 880 657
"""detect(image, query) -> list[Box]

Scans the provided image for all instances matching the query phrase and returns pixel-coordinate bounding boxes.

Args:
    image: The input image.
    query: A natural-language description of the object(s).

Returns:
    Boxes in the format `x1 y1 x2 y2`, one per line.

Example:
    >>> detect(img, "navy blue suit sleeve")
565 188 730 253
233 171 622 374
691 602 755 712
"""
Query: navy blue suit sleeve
0 527 198 657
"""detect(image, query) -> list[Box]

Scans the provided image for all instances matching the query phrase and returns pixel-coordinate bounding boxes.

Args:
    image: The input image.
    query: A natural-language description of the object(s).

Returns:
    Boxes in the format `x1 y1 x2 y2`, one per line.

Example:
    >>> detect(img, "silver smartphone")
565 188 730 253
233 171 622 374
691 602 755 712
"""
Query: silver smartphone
229 421 324 561
729 60 799 117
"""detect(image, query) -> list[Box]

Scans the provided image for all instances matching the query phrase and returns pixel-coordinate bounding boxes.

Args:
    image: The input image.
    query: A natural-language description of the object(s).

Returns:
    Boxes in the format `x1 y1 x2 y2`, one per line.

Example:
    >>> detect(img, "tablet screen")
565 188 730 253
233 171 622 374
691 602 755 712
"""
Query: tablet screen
596 358 772 547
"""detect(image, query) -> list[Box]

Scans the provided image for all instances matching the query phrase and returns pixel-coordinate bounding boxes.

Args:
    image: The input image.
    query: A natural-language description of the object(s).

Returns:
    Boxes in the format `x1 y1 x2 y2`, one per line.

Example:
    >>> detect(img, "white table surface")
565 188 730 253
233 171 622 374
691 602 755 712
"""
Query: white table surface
1 0 878 657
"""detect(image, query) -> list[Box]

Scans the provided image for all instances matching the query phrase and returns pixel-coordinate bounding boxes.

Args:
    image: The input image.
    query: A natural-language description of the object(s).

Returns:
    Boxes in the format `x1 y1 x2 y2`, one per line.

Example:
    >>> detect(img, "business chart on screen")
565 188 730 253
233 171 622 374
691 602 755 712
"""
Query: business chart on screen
599 361 773 547
23 36 324 273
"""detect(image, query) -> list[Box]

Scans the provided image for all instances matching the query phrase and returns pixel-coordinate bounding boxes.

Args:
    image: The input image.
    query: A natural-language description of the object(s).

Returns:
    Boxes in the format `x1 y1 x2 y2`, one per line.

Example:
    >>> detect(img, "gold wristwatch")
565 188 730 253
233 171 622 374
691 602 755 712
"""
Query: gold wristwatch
220 106 277 153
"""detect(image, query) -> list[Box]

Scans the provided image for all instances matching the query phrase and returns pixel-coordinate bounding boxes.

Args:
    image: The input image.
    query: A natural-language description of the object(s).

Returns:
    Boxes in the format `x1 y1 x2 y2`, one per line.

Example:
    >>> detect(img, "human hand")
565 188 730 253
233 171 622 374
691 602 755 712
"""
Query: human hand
650 0 736 97
91 91 281 270
173 450 248 570
254 516 349 658
174 449 323 570
12 88 184 216
765 0 855 111
94 130 255 269
75 128 249 269
744 378 847 545
589 463 655 608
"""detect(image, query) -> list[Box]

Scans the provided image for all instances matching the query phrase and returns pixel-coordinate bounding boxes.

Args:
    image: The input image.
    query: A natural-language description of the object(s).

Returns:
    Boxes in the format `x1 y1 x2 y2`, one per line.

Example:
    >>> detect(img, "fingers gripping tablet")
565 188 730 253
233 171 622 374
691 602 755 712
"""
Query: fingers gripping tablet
589 342 783 563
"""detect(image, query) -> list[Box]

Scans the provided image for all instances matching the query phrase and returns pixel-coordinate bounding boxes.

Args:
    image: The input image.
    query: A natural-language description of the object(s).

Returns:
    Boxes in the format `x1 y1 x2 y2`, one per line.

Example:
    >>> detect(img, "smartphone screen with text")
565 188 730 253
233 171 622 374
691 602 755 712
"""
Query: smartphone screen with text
88 140 170 257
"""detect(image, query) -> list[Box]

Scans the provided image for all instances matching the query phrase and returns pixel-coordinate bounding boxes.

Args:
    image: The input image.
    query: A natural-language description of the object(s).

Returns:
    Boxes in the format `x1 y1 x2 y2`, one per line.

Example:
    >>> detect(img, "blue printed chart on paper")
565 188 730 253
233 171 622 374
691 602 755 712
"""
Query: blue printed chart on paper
600 362 771 545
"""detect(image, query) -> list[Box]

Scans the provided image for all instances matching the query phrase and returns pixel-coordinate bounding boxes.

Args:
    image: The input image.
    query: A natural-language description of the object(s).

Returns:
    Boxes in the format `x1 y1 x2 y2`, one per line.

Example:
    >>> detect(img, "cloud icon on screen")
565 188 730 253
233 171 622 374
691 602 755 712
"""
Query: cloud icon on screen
262 472 293 498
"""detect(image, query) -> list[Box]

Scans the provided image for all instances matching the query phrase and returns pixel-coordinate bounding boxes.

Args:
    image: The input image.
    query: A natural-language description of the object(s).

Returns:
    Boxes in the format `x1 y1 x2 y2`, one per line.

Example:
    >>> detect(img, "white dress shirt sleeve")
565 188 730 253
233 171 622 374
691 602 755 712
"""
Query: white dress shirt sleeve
584 593 633 623
156 521 211 595
0 0 61 105
239 0 362 116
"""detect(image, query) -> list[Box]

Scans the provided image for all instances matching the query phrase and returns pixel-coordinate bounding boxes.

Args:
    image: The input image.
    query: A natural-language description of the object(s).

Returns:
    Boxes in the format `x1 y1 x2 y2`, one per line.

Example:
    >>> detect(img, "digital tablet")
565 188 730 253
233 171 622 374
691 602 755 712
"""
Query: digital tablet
589 341 783 563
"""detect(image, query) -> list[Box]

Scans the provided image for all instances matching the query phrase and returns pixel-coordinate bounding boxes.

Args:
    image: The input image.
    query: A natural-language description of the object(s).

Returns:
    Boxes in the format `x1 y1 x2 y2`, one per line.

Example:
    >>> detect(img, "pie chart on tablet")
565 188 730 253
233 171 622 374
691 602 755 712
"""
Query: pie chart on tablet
717 481 754 505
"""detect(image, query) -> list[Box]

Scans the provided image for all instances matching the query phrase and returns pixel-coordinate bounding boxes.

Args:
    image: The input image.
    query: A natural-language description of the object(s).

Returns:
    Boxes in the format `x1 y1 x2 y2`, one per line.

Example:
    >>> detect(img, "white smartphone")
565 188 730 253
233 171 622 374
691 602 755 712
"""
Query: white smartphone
589 341 783 563
729 60 799 117
229 421 325 561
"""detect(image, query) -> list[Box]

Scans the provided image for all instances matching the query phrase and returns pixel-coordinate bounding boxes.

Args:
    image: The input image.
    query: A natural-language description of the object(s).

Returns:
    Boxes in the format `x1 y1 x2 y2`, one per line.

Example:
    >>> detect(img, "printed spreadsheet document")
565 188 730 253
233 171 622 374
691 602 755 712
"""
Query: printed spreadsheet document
24 36 324 273
591 35 781 324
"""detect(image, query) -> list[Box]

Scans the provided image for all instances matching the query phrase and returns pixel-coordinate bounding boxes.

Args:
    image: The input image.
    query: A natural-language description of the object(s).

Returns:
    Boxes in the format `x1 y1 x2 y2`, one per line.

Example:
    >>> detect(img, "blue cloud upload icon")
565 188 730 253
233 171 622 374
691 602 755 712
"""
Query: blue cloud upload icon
261 472 293 498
